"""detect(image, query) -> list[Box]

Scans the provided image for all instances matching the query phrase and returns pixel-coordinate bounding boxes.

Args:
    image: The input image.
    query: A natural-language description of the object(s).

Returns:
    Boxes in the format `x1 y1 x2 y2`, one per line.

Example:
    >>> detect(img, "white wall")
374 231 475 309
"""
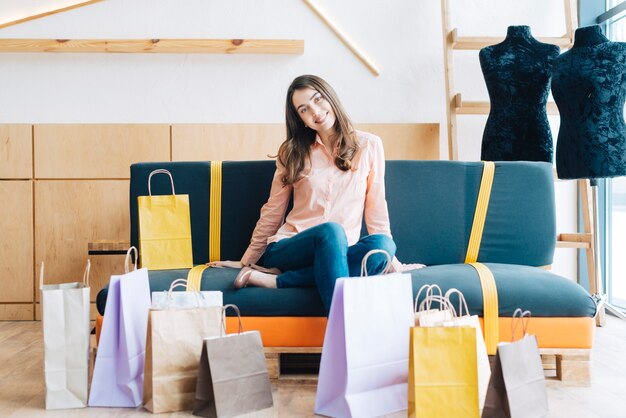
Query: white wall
0 0 578 280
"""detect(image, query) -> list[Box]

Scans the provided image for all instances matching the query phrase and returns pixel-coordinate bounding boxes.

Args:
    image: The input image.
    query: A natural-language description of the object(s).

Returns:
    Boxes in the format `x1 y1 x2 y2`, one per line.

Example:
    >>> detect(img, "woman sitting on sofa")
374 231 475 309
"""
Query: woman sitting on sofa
208 74 421 313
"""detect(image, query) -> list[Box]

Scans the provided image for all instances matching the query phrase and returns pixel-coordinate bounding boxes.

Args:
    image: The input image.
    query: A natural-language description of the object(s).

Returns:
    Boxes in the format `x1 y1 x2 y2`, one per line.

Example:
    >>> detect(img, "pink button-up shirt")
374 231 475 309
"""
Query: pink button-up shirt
241 130 393 266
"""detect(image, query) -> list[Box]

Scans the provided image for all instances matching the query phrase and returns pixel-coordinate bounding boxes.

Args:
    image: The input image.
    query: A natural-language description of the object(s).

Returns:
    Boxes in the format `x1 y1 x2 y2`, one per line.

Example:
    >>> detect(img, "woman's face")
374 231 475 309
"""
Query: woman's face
292 87 336 135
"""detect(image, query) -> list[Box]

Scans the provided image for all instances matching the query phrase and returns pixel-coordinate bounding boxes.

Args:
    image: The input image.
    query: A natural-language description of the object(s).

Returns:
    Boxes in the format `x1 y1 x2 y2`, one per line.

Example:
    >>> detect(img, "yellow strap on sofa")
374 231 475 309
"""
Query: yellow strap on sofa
209 161 222 262
469 262 499 355
186 265 208 292
465 161 495 264
465 161 498 354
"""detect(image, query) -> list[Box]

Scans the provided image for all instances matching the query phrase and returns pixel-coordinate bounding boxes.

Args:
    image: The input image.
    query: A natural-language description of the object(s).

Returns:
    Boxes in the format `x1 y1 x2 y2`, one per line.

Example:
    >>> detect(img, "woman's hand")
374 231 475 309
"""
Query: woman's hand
206 260 244 269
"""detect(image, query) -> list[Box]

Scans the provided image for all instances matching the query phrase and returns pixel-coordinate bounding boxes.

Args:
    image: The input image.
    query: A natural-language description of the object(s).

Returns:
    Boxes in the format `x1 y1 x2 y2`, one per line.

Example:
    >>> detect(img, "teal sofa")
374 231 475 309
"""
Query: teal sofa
96 160 596 355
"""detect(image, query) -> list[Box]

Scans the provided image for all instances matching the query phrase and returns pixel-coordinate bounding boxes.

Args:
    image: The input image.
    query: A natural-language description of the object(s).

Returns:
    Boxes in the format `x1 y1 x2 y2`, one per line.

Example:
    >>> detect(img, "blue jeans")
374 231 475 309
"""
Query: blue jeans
260 222 397 314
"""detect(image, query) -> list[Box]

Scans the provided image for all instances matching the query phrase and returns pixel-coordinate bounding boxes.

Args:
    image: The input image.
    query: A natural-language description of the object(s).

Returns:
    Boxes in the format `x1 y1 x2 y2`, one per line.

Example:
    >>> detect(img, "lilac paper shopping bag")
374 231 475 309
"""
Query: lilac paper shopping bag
315 250 414 418
89 247 151 407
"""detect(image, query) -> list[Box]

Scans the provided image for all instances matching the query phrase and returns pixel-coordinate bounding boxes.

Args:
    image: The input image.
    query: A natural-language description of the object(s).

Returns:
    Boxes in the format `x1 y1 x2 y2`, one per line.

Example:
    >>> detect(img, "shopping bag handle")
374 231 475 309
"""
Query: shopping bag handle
160 278 208 309
418 295 457 317
360 249 392 277
39 260 90 288
511 308 531 341
148 169 176 196
168 278 199 292
124 246 138 273
221 304 244 337
414 284 443 313
39 262 45 290
82 259 91 287
444 288 470 317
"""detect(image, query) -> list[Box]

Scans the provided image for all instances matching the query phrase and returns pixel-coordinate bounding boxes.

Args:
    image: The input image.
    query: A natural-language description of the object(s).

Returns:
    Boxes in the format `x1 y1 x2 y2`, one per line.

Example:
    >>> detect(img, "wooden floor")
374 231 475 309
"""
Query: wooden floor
2 317 626 418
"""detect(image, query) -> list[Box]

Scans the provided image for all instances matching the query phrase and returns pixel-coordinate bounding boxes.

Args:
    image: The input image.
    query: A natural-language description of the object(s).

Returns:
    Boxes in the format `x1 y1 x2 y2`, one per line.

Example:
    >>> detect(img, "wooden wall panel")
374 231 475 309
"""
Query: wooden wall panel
35 180 129 302
0 125 32 179
356 123 439 160
172 123 439 162
0 181 33 302
172 124 285 161
34 124 170 179
0 304 34 321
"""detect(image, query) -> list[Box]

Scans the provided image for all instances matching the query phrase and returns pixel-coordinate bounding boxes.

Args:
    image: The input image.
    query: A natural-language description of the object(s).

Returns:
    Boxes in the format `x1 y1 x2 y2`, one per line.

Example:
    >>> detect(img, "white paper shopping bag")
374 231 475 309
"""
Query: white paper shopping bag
151 278 222 309
40 260 91 410
315 250 414 418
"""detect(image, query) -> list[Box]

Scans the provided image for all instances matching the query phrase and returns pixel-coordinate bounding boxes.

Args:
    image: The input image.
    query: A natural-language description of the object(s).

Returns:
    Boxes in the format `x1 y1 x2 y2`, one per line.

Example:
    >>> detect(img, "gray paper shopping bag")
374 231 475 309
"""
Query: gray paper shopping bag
482 309 548 418
143 279 223 414
40 260 91 410
193 305 273 418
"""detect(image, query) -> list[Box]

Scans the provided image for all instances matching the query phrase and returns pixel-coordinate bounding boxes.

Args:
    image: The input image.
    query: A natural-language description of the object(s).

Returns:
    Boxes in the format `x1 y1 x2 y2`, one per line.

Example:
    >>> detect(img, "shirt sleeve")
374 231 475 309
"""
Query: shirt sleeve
241 160 292 266
364 135 393 237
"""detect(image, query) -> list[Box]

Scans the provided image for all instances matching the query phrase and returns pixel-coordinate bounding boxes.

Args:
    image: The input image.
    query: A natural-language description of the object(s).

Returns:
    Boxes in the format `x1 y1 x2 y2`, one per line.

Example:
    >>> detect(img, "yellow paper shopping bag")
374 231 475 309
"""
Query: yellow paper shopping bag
138 169 193 270
408 326 479 418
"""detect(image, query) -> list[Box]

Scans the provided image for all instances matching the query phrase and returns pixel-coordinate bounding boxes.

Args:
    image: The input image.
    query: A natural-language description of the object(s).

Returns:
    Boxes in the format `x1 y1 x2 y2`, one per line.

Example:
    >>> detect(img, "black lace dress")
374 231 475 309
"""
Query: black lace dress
480 25 560 162
552 25 626 180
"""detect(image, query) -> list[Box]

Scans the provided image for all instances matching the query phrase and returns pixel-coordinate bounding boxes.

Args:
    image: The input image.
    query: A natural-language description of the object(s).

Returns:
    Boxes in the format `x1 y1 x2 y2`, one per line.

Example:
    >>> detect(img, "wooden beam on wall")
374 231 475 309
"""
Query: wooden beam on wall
0 38 304 54
0 0 104 30
302 0 379 76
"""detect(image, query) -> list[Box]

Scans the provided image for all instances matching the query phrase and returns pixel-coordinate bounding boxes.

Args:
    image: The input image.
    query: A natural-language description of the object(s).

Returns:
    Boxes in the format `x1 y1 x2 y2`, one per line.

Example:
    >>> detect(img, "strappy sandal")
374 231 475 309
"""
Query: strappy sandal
233 267 253 289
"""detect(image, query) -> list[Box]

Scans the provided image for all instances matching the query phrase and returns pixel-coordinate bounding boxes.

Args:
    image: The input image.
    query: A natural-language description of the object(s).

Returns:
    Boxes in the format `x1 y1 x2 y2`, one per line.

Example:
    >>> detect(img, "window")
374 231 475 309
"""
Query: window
603 0 626 308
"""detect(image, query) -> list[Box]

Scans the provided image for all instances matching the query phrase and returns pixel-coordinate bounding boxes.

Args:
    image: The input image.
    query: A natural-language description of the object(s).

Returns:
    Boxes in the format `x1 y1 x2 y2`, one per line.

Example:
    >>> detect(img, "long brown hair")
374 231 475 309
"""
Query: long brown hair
277 75 359 185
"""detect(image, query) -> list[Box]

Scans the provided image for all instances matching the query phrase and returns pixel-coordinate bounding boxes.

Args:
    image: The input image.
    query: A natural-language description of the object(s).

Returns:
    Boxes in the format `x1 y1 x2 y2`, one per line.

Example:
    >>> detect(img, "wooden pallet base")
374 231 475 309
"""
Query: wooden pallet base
265 347 321 383
540 348 591 387
264 347 591 386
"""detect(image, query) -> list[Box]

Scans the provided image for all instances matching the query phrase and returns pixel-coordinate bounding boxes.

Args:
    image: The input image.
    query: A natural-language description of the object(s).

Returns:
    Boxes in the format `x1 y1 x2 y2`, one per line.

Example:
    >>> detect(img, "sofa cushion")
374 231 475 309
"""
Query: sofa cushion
386 161 556 266
130 160 556 268
410 263 596 318
96 263 595 318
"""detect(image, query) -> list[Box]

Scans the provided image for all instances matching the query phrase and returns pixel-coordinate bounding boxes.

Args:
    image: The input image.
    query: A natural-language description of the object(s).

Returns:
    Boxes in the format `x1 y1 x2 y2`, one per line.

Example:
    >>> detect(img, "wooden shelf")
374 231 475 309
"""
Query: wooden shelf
450 28 572 50
557 233 592 249
0 39 304 54
454 94 559 115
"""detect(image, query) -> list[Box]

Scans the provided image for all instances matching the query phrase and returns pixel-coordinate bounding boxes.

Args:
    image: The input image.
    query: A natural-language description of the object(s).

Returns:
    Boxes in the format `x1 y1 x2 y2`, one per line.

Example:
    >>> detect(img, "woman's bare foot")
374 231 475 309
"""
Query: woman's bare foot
248 270 278 288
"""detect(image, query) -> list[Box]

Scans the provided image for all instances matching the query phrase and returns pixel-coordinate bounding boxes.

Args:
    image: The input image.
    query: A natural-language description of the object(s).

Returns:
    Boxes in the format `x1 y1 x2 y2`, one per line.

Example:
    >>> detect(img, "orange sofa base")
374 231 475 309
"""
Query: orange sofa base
225 316 595 349
96 315 594 349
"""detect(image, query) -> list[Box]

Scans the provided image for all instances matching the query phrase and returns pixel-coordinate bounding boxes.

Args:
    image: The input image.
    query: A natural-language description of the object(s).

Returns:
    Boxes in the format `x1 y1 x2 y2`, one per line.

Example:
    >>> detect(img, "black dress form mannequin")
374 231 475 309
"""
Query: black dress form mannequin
551 25 626 179
479 25 560 162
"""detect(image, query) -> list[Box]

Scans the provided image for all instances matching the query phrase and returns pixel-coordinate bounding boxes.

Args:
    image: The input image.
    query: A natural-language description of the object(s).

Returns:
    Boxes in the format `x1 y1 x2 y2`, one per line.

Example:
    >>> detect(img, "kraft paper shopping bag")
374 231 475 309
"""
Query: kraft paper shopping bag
143 279 223 413
193 305 273 417
482 309 548 418
315 250 414 418
138 168 193 270
89 247 151 407
40 260 91 410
